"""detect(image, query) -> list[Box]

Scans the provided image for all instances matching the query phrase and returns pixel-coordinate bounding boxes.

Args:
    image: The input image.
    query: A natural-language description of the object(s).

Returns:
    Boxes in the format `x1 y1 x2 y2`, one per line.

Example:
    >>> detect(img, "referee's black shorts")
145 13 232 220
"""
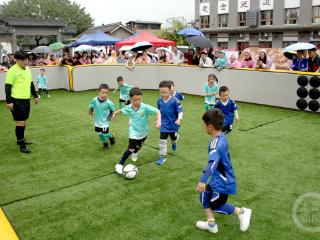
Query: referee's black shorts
11 98 30 121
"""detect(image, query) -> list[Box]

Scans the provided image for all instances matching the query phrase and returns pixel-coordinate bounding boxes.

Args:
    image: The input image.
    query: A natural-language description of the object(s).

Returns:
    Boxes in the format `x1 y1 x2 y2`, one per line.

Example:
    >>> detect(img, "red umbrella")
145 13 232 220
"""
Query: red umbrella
116 31 175 47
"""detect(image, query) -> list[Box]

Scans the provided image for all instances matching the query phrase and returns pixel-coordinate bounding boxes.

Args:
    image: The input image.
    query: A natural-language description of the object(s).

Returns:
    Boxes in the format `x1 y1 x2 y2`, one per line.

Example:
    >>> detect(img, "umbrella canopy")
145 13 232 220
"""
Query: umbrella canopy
32 46 52 54
284 43 316 52
130 41 153 52
178 28 204 37
283 51 297 60
70 31 121 47
119 45 133 52
74 45 99 53
49 42 65 51
116 31 175 47
185 36 212 48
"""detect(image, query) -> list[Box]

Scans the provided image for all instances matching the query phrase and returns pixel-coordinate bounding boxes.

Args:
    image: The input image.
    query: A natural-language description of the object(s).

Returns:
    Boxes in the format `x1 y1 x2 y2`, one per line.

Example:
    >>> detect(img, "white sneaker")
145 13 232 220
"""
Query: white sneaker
131 153 138 162
47 94 51 98
38 95 41 99
196 221 218 234
239 208 252 232
115 164 123 175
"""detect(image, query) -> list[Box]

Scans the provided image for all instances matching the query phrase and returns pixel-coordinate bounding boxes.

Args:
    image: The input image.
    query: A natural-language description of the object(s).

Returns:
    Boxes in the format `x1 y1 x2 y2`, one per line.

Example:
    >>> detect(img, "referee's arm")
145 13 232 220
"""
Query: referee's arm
5 83 13 104
30 82 38 99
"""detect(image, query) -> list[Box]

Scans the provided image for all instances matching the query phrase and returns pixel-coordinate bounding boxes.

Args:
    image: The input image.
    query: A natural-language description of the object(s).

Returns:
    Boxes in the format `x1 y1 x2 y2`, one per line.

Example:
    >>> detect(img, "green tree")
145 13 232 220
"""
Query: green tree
157 20 187 46
1 0 94 34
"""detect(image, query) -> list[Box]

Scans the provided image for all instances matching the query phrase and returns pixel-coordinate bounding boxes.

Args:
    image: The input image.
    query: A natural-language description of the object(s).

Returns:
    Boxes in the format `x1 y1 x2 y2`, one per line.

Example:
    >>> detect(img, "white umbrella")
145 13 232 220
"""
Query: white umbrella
74 45 99 52
284 43 316 52
32 46 52 54
119 45 132 52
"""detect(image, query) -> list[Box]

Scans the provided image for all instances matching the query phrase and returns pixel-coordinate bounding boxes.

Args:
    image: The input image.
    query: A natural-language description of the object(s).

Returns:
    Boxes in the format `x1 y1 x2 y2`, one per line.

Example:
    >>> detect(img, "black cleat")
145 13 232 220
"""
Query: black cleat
17 140 33 145
109 136 116 145
20 145 31 153
103 143 109 150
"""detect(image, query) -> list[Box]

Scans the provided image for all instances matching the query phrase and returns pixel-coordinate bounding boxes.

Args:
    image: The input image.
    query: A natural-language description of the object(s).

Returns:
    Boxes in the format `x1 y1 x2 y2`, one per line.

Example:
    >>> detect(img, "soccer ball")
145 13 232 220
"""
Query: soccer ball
123 164 138 179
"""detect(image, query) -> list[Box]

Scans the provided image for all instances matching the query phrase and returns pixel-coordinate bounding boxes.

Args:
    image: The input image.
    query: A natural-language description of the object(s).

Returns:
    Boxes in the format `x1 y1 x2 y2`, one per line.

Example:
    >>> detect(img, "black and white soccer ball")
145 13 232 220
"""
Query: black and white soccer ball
123 164 138 179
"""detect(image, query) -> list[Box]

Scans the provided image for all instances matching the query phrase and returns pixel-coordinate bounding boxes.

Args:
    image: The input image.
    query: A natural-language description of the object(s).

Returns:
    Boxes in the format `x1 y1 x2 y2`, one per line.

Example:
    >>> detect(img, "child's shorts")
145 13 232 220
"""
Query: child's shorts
128 137 147 151
200 185 229 210
119 99 130 105
160 132 178 141
222 125 233 134
95 127 109 134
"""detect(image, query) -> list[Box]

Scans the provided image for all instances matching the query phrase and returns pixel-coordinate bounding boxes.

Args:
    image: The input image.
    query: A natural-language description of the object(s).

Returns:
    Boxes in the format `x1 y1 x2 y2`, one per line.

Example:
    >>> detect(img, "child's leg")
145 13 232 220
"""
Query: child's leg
119 137 146 165
170 132 179 151
118 99 123 109
38 88 42 96
159 132 168 157
204 103 209 112
44 88 49 96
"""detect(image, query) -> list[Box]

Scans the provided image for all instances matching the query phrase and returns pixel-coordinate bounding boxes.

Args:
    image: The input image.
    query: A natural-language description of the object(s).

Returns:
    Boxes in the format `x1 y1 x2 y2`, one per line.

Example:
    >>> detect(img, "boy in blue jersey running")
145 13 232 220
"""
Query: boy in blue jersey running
203 74 219 111
214 86 240 134
156 81 183 165
196 109 251 234
89 84 116 150
113 76 132 109
37 68 50 98
168 80 184 101
112 87 161 174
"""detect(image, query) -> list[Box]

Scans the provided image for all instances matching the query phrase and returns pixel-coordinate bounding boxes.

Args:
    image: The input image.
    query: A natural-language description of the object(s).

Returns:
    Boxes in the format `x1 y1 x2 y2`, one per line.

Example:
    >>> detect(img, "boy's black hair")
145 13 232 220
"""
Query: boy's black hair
40 68 45 72
129 87 142 97
14 50 28 60
99 84 109 91
159 80 172 89
168 80 174 86
202 109 224 131
219 86 229 95
117 76 124 82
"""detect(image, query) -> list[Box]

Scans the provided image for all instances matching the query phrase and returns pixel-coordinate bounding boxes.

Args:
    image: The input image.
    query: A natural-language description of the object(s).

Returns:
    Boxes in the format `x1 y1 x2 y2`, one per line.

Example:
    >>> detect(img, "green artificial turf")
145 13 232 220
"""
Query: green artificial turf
0 90 319 240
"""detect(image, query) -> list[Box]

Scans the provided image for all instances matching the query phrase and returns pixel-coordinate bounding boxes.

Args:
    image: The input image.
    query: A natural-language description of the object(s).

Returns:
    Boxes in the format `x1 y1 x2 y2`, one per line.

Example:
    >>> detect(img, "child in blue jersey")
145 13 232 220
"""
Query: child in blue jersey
214 86 240 134
196 109 251 234
156 81 183 165
203 74 219 111
89 84 116 150
168 80 184 101
37 68 50 98
112 87 161 174
113 76 132 109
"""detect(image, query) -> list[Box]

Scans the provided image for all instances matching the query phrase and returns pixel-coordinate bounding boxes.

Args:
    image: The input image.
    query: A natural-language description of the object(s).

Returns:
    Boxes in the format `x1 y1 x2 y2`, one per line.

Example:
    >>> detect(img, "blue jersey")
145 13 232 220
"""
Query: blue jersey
173 91 184 101
157 96 183 132
200 134 237 194
215 99 238 126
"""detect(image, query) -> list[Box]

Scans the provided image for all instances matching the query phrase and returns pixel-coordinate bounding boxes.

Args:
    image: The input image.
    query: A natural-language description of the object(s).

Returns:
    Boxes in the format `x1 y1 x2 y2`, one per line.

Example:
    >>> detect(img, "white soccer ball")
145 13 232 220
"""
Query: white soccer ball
123 164 138 179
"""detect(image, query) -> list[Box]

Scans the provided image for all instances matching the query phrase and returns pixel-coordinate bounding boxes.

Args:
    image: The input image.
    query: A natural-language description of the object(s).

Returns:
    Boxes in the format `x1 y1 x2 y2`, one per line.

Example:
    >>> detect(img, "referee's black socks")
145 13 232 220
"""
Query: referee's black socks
16 126 25 145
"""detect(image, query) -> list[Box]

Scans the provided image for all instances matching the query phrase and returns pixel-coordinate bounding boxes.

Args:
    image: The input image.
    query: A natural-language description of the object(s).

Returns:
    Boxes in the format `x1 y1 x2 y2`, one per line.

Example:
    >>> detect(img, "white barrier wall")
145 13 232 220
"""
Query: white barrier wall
1 64 319 112
0 66 70 101
72 65 319 111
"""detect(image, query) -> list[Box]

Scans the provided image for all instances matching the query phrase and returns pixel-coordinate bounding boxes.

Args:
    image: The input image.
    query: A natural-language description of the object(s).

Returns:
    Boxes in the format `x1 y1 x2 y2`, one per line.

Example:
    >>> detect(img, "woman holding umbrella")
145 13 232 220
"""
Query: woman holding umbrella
136 51 152 64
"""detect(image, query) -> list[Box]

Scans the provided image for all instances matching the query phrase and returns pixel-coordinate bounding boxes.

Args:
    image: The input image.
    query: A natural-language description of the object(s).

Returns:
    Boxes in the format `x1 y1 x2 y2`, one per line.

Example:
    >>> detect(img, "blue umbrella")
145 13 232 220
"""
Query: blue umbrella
178 28 204 37
69 31 121 47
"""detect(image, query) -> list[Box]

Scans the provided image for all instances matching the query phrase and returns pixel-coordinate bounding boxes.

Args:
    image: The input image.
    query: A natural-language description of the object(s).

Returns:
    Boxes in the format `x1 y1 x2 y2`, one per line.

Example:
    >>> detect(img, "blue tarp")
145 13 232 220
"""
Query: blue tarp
68 31 121 47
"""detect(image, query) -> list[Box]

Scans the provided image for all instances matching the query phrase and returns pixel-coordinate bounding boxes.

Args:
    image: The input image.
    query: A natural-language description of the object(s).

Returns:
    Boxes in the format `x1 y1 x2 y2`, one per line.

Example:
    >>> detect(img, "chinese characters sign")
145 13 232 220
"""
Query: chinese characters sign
200 2 210 16
260 0 273 10
238 0 250 12
218 0 229 14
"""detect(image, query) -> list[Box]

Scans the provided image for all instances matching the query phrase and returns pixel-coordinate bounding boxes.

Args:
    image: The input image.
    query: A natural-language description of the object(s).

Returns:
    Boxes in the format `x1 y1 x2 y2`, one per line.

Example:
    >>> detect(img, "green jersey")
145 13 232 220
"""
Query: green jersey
118 83 132 101
37 75 48 89
121 103 159 139
5 64 33 99
89 97 115 128
203 83 219 105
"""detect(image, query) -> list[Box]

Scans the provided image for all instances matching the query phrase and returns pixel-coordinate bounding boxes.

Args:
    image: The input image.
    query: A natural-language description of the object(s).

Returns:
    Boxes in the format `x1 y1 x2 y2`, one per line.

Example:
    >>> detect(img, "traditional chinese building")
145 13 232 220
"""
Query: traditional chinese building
195 0 320 51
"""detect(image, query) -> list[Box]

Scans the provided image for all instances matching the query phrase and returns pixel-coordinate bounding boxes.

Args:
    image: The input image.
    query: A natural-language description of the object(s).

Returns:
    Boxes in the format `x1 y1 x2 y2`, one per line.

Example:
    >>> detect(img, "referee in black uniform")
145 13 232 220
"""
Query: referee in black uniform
5 50 39 153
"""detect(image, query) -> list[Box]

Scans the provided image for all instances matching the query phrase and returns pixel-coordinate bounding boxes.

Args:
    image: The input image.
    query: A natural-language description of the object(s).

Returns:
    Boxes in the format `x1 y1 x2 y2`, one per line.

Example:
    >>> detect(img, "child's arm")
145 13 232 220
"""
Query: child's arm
113 85 118 93
88 100 95 116
175 100 183 125
155 110 161 129
196 161 217 192
112 109 122 120
235 110 240 122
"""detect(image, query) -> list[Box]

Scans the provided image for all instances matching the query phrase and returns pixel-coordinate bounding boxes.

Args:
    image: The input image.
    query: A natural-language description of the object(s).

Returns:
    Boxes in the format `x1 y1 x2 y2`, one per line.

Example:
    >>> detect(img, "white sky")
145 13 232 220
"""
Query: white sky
0 0 195 27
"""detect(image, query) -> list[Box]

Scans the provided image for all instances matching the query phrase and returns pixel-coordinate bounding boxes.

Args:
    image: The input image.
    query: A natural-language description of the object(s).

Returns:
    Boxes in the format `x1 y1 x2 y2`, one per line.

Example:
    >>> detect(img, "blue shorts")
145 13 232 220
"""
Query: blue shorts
200 186 229 210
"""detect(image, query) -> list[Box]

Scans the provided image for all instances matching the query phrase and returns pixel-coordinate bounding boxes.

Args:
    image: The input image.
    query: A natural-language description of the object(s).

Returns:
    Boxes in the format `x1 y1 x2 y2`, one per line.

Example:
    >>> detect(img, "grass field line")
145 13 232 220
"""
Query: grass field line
238 112 303 132
0 134 185 208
